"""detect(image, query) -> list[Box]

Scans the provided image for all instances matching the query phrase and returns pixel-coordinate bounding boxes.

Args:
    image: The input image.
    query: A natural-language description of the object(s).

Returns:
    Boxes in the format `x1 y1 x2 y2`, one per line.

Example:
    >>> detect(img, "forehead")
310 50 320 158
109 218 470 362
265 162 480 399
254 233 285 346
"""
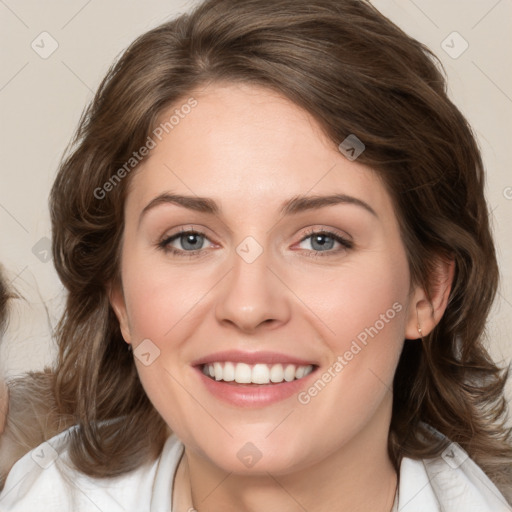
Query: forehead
126 82 394 221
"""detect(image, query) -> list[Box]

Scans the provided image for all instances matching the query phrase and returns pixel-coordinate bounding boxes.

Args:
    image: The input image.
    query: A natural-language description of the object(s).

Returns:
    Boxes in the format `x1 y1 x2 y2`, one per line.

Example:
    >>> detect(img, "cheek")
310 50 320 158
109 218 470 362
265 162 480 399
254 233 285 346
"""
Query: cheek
121 256 210 341
295 253 409 345
289 249 410 407
119 256 210 432
288 257 408 440
336 268 407 350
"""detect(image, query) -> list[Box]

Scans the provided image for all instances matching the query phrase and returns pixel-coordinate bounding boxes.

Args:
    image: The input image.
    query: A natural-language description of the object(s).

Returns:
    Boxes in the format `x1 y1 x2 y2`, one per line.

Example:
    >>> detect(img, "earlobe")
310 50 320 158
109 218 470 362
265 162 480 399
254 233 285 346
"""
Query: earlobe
108 282 132 345
405 257 455 340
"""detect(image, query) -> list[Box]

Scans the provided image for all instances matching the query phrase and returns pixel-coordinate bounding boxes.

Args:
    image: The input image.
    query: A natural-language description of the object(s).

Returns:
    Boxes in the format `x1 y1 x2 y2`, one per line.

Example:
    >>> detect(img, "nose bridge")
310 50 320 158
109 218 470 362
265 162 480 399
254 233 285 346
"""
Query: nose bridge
214 235 289 332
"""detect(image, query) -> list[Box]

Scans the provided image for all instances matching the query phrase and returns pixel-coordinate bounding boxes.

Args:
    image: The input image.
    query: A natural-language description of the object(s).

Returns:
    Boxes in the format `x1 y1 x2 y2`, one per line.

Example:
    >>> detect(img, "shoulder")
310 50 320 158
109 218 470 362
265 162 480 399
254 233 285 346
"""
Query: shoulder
0 423 184 512
398 442 511 511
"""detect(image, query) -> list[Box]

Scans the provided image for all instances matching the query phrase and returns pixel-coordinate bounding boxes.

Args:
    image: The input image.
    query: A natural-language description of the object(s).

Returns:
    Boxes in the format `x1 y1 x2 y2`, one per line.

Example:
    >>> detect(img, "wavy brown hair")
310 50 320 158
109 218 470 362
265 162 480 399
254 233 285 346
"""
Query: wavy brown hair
45 0 511 499
0 267 12 334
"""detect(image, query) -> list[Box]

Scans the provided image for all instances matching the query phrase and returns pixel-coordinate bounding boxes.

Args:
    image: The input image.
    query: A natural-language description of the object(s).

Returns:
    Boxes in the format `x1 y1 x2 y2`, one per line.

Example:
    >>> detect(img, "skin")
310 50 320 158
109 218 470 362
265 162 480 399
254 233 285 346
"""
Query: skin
111 82 454 512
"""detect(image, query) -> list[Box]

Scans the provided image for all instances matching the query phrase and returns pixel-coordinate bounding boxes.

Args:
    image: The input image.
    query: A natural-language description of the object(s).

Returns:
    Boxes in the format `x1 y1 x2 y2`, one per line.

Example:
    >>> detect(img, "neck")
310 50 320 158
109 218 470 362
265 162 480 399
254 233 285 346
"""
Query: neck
173 398 397 512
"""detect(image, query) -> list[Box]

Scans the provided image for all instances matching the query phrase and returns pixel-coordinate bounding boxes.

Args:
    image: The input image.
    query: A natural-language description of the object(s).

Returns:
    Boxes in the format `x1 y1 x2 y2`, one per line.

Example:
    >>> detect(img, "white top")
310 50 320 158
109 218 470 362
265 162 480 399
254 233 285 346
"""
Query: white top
0 425 510 511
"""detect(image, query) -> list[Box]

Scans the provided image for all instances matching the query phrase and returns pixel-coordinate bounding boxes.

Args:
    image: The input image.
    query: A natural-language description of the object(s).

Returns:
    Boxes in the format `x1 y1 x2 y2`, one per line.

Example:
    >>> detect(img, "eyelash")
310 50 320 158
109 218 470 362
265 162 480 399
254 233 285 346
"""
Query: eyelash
157 227 353 258
300 227 353 257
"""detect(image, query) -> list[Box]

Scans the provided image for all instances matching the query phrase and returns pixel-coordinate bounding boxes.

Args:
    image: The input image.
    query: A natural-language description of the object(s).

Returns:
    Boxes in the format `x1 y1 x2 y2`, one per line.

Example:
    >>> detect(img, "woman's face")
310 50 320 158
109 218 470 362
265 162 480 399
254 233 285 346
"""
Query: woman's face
111 82 424 475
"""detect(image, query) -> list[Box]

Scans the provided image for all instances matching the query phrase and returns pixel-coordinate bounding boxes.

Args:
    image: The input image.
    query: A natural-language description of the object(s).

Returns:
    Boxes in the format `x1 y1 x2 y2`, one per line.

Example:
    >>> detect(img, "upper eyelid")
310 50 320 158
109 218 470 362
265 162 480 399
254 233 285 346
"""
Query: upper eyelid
160 224 214 240
300 225 352 241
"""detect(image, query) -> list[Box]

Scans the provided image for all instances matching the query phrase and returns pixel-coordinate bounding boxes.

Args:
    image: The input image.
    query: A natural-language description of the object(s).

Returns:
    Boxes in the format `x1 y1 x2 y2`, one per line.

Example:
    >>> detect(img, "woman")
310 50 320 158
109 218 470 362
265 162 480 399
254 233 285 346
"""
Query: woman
1 0 511 510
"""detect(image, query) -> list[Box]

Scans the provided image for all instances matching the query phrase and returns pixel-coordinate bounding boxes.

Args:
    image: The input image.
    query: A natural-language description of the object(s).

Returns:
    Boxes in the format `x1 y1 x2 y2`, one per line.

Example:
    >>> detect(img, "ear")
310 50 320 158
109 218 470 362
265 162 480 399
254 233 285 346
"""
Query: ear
108 281 132 345
404 256 455 340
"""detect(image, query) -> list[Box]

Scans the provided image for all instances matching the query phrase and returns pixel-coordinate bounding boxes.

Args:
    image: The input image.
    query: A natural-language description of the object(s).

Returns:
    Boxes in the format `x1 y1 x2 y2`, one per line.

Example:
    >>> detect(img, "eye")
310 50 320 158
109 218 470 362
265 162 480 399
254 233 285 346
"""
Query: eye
158 228 214 256
297 229 353 256
157 227 353 258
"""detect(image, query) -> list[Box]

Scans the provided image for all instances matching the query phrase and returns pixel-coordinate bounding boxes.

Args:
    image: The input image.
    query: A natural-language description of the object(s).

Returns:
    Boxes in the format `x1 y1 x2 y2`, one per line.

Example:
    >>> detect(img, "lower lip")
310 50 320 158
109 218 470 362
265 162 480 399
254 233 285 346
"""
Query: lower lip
194 366 318 408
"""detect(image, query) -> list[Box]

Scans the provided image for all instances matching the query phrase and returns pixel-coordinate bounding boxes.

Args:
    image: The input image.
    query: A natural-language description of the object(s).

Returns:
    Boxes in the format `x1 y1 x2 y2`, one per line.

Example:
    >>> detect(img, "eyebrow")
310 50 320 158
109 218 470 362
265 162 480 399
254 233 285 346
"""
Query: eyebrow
139 192 378 223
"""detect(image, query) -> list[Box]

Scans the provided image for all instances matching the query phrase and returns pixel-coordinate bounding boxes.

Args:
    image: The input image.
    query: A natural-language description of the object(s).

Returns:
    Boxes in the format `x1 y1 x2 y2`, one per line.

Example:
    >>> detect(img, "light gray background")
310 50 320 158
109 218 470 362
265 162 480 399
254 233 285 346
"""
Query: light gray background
0 1 511 405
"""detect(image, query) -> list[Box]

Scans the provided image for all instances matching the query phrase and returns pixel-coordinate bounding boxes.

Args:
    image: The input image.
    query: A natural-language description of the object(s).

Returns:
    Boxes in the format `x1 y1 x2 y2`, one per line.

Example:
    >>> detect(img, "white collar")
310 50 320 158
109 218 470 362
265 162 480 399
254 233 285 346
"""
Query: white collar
397 454 510 511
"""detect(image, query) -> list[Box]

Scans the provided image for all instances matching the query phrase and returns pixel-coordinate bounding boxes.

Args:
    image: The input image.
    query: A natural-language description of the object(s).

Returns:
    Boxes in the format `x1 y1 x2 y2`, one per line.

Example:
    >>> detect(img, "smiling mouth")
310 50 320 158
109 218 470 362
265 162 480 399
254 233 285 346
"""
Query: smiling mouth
200 361 317 385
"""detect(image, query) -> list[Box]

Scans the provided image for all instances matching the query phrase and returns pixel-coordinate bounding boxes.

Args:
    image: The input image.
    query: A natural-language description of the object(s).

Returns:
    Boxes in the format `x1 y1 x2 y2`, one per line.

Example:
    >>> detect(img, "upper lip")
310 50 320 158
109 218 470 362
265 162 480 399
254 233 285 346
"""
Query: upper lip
191 350 318 367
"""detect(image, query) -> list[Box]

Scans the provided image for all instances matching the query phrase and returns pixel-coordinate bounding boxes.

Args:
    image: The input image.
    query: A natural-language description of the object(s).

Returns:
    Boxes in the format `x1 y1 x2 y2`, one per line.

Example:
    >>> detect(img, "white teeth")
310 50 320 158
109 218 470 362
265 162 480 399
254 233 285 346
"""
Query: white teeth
295 366 306 379
234 363 252 383
269 364 284 383
284 364 296 382
223 361 235 381
252 364 270 384
214 362 223 381
202 361 314 384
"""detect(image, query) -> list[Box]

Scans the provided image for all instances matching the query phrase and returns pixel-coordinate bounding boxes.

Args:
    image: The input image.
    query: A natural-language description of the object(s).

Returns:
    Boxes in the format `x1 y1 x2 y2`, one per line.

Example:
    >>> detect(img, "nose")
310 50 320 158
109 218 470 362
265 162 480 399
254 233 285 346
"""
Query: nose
215 244 291 333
